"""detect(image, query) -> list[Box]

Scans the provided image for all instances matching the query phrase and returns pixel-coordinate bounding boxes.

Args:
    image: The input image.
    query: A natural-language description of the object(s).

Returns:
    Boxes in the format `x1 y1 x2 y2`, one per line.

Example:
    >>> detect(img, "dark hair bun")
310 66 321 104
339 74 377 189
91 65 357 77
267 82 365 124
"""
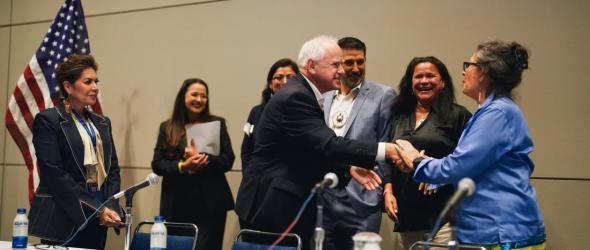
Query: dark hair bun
511 42 529 70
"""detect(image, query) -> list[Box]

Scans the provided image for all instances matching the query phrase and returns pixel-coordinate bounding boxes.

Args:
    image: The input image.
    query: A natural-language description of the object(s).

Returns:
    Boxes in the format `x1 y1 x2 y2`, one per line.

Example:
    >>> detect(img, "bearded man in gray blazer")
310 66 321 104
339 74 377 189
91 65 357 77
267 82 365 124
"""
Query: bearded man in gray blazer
322 37 396 249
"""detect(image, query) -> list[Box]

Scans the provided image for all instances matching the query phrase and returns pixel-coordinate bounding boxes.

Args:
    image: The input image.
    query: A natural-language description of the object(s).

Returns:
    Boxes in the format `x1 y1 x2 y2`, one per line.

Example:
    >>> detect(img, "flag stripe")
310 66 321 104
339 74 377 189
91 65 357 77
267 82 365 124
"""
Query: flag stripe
16 69 43 117
29 58 55 111
5 111 36 201
23 66 46 111
90 102 102 114
7 97 34 143
11 87 35 131
29 57 54 111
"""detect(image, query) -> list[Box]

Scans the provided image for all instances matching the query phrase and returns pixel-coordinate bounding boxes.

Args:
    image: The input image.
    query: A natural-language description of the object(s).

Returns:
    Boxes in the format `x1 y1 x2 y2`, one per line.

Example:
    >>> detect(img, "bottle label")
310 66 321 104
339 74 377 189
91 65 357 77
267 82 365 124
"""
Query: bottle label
150 231 166 249
12 236 28 248
13 223 28 236
151 231 166 236
14 221 28 226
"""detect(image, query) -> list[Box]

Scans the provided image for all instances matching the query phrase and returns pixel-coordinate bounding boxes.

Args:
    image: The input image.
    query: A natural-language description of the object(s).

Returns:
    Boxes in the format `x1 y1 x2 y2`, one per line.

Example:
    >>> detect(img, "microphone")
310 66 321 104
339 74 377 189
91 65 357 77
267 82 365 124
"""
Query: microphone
428 177 475 241
313 172 339 191
438 178 475 220
112 173 160 199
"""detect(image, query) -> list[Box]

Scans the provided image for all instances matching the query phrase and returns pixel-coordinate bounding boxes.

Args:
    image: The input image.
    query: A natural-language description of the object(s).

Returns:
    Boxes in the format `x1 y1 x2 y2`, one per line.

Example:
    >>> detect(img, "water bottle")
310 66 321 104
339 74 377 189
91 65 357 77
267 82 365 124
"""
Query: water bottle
12 208 28 248
150 215 167 250
353 232 381 250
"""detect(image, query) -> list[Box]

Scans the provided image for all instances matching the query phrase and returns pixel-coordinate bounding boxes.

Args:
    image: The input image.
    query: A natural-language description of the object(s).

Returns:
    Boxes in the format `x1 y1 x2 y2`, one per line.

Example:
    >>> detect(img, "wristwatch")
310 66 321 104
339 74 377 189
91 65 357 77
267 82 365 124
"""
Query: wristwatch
412 156 425 168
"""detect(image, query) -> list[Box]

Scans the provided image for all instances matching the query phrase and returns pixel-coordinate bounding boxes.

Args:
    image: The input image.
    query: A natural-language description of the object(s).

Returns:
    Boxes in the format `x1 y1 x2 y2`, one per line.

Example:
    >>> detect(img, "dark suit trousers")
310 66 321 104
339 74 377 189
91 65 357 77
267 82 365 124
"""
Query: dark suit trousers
169 208 227 250
321 187 369 250
195 212 226 250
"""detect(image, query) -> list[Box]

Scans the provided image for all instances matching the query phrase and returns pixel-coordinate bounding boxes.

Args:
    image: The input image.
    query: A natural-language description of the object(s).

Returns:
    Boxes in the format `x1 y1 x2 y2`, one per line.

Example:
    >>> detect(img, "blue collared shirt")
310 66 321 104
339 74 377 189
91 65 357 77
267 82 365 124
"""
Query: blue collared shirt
414 94 545 244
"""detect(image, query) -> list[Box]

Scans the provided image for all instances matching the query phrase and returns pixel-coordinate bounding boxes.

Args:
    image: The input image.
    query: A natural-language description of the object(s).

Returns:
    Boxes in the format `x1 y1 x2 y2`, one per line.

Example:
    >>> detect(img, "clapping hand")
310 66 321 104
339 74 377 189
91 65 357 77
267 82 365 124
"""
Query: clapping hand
182 139 209 174
184 139 198 159
183 153 209 174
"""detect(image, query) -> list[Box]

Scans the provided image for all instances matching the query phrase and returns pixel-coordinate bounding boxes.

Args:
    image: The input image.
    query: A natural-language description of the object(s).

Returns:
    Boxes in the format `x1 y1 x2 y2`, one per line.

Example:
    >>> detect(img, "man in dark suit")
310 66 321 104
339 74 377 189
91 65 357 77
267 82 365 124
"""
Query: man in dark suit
235 35 398 249
321 37 397 249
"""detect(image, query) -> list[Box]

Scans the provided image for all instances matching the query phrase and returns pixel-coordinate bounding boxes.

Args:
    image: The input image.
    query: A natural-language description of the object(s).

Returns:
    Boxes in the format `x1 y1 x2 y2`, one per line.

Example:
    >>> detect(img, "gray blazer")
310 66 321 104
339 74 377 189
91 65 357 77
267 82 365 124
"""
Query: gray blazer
323 80 396 231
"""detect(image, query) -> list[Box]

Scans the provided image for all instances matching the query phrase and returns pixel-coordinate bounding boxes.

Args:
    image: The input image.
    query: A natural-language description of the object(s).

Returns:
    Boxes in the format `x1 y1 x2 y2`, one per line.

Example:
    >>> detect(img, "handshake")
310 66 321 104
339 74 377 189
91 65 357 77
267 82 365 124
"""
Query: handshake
385 139 428 173
350 139 428 191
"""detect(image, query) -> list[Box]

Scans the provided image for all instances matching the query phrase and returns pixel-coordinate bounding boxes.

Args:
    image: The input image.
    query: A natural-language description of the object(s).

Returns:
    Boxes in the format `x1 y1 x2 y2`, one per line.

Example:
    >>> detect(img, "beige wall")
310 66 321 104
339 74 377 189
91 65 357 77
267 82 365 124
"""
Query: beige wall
1 0 589 249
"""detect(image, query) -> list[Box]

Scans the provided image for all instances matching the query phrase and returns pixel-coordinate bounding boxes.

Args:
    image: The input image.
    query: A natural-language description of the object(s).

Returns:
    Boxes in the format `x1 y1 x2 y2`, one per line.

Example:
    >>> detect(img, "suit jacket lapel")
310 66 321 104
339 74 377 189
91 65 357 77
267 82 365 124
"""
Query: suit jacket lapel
295 74 324 117
56 103 86 178
343 81 370 137
323 90 336 122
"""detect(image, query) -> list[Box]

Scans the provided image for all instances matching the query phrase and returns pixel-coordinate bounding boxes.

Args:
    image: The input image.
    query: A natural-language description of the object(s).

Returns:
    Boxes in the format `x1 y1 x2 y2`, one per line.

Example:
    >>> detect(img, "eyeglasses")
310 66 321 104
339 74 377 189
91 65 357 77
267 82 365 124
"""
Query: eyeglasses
272 75 295 82
463 61 480 71
343 59 365 67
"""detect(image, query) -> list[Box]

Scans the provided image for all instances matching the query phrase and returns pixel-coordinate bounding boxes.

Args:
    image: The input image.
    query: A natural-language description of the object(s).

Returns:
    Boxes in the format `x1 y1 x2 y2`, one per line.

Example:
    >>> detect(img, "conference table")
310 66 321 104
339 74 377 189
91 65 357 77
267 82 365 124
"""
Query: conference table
0 241 91 250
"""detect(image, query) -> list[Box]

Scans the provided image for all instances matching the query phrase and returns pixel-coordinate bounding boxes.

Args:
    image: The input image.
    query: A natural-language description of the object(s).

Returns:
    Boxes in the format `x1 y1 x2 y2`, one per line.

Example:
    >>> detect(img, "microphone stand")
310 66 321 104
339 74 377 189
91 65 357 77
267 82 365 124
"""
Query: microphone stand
314 187 325 250
411 208 485 250
449 213 457 250
123 191 137 250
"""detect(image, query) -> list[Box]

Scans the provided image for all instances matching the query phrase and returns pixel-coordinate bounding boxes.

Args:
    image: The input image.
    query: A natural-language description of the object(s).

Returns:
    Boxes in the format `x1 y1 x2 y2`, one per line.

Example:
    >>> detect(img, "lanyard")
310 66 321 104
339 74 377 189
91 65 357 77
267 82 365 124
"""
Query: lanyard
73 111 97 151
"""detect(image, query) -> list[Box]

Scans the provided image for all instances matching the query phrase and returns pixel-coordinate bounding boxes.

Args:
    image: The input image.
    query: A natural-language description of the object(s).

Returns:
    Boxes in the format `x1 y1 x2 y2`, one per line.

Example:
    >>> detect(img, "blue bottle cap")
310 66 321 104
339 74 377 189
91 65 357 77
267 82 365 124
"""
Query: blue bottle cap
154 215 164 222
17 208 26 214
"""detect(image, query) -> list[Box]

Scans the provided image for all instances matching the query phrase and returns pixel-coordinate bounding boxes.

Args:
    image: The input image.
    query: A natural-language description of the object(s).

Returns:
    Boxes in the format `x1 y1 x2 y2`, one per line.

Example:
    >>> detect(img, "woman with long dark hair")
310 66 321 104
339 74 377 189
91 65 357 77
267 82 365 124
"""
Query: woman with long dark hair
383 56 472 249
152 78 235 250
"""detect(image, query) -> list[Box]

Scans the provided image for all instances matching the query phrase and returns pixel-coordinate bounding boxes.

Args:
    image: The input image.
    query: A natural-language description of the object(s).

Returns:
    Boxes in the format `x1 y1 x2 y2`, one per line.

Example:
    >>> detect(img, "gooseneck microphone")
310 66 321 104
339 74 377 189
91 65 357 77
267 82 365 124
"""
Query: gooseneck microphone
313 172 339 191
438 177 475 221
427 177 475 241
113 173 160 199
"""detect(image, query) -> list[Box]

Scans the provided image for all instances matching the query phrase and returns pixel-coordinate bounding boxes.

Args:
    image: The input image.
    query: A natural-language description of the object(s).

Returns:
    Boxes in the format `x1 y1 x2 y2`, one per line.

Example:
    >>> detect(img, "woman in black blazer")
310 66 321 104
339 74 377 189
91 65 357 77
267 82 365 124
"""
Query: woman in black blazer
152 78 235 250
28 54 122 249
240 58 299 172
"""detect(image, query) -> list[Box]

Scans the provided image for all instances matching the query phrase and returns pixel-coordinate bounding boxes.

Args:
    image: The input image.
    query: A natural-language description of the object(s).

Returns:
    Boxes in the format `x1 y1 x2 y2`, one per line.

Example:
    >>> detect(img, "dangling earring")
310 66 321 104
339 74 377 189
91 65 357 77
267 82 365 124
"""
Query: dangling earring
477 87 485 104
64 97 72 113
478 89 481 103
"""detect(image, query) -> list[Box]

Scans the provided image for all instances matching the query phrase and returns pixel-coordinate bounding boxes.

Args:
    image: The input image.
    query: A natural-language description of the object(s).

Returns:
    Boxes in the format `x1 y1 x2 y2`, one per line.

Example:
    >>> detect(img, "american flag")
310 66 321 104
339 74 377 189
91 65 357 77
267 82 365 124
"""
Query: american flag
5 0 102 202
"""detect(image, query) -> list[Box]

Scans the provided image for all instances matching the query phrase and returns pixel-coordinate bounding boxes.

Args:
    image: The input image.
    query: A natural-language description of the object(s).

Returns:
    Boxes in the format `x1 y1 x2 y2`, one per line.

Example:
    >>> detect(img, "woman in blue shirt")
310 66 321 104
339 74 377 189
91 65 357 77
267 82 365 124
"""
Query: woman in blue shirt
394 40 546 249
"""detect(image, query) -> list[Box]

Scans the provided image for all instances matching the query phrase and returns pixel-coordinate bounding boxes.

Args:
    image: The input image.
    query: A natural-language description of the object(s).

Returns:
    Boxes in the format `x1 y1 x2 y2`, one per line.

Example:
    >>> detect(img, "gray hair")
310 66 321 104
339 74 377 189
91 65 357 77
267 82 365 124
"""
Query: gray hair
297 35 339 67
474 40 529 98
